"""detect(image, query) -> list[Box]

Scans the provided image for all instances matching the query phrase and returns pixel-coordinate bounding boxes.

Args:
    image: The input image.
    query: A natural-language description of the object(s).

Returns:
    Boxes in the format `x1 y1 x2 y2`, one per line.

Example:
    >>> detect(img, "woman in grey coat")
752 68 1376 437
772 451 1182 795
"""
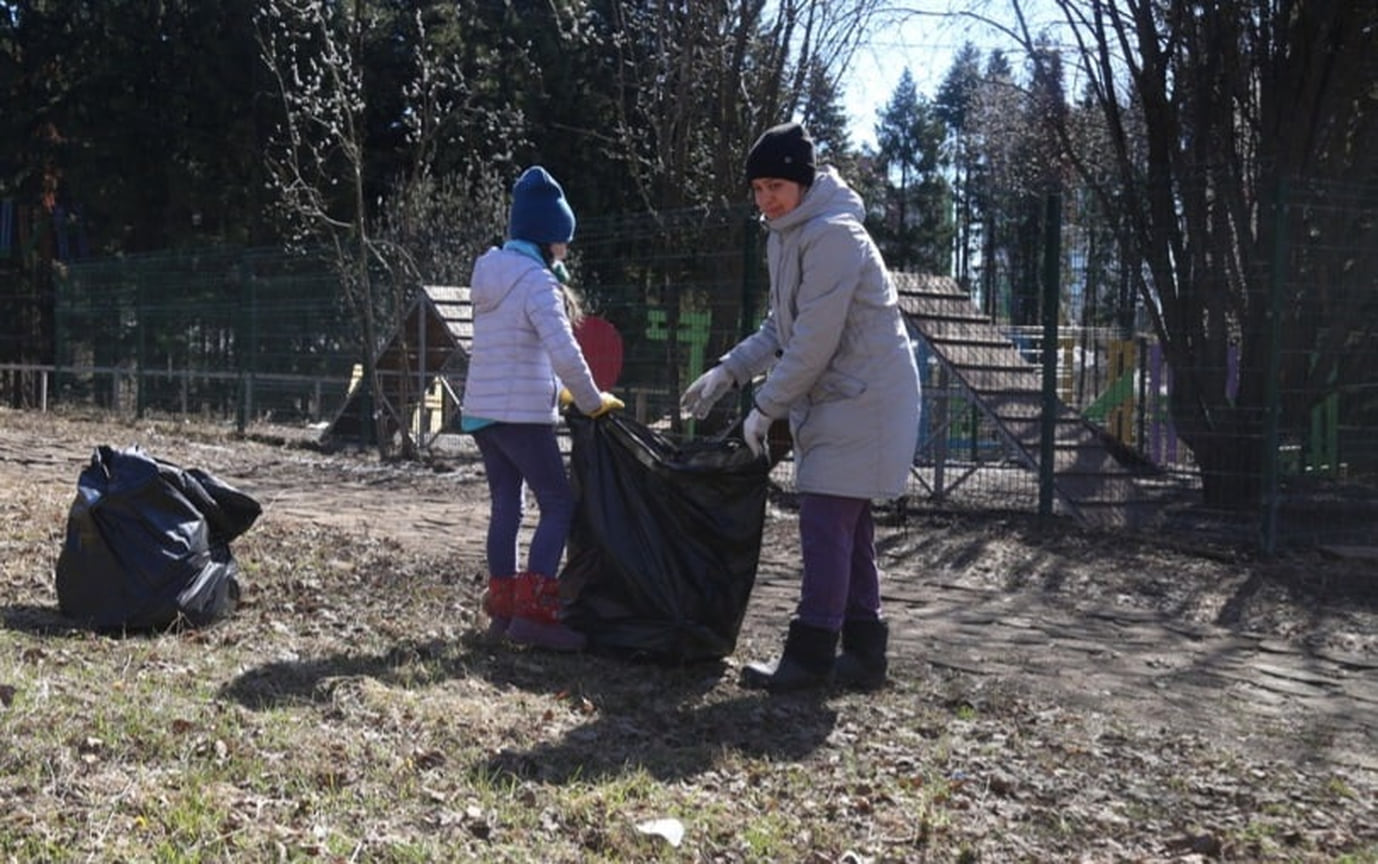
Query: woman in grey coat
680 122 922 692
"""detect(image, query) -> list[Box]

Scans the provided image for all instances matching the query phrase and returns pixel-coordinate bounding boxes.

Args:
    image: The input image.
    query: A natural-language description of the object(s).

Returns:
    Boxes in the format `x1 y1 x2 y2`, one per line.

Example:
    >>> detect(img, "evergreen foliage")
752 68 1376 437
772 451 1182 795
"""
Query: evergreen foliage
2 0 1374 507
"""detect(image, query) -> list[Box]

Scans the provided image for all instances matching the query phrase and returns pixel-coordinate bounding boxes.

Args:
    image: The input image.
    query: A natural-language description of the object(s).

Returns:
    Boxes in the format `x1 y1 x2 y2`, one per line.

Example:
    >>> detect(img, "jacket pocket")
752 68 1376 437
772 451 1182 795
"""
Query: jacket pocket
807 369 867 405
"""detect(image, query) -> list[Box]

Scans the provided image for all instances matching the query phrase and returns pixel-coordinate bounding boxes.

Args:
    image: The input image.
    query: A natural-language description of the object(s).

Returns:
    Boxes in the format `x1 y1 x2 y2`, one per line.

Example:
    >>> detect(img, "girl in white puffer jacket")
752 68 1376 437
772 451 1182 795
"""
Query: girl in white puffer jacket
461 165 622 652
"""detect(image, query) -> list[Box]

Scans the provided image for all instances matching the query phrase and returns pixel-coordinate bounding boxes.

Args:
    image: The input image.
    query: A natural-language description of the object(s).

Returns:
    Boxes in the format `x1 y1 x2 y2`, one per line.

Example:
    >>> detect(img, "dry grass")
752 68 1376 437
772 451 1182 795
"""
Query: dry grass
1 408 1376 862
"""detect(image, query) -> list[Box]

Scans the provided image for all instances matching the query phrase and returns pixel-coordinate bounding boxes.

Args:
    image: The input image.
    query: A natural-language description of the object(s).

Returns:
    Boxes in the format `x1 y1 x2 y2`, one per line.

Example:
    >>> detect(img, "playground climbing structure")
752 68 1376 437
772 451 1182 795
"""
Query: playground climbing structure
896 272 1159 530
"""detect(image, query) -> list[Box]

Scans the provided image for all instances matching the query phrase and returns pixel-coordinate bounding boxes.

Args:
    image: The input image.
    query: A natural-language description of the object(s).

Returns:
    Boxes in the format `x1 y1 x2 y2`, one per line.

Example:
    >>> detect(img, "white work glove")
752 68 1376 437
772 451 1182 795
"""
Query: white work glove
742 408 771 458
680 366 734 419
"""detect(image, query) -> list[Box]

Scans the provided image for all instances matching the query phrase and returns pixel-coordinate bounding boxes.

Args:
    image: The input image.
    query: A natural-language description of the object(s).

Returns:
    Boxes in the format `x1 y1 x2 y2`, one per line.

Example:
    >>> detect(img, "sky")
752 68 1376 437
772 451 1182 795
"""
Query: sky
841 1 1063 150
843 12 963 149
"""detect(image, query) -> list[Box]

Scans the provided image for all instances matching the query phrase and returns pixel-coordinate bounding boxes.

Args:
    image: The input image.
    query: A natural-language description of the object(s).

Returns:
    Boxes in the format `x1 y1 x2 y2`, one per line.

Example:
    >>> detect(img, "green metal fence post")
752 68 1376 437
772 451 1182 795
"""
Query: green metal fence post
740 213 760 418
1261 179 1288 555
235 257 252 434
135 261 146 419
53 269 64 410
1038 191 1062 518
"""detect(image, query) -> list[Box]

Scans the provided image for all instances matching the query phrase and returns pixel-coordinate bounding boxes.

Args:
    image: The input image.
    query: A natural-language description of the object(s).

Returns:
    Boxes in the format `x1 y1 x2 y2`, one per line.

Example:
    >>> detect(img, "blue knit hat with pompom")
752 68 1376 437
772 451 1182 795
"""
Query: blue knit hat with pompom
508 166 576 244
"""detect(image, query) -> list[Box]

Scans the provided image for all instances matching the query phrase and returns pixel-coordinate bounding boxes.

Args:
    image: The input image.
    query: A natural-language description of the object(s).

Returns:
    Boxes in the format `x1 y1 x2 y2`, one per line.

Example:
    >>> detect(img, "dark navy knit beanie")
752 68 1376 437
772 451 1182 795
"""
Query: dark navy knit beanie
508 166 576 244
745 122 816 187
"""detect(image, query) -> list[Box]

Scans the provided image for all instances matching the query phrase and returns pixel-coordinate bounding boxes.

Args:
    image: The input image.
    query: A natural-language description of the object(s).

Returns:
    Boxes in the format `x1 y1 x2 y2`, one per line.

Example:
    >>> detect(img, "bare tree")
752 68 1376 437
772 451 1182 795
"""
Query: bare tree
256 0 390 453
589 0 884 429
368 6 511 289
603 0 884 211
373 169 507 290
257 1 509 457
1013 0 1378 507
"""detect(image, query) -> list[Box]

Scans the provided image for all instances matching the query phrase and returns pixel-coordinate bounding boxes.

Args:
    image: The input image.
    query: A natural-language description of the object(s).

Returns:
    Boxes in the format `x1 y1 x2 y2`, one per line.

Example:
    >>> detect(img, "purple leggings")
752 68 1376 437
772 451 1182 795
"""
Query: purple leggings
472 423 574 578
795 493 882 631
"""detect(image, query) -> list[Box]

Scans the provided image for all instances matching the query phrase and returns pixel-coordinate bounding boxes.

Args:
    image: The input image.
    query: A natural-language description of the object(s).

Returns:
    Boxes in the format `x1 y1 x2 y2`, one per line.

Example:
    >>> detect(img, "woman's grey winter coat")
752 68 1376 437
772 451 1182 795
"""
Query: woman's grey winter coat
719 167 922 500
461 247 603 424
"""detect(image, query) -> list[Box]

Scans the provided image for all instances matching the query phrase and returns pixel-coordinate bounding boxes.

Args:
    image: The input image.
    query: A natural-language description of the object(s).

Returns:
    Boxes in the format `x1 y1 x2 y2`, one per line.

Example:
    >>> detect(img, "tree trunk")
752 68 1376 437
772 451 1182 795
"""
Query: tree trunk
1172 376 1266 511
1188 428 1263 510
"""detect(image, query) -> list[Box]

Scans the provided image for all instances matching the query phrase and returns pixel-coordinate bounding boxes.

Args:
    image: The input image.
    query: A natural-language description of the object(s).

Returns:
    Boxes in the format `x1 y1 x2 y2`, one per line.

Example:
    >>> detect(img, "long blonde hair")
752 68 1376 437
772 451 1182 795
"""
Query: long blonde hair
546 247 585 326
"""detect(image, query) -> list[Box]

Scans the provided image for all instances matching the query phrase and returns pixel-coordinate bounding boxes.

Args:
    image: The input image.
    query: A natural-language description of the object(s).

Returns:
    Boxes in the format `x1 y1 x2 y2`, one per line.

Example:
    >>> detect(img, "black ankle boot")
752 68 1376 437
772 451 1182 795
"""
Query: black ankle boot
740 621 838 692
834 618 889 691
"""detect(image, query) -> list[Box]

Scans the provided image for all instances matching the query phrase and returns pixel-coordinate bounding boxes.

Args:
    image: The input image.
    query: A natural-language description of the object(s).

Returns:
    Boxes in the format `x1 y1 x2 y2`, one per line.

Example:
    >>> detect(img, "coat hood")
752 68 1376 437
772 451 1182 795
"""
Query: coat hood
763 166 864 232
469 247 542 314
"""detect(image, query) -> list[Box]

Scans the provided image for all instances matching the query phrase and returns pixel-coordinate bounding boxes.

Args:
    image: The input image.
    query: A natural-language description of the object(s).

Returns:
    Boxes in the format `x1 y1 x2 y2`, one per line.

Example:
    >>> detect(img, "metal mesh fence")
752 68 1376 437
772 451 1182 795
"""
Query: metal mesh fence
37 247 357 422
0 188 1373 550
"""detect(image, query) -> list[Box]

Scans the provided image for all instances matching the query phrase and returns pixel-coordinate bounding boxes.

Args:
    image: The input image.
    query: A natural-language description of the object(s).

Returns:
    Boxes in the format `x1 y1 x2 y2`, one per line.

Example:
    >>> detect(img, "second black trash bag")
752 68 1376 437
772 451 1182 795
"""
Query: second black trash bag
55 444 262 631
561 413 771 663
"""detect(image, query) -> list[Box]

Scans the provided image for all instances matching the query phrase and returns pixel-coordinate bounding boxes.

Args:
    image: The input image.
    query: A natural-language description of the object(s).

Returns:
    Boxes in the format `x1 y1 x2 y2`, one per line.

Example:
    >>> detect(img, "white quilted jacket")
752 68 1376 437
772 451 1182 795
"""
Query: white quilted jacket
460 247 603 424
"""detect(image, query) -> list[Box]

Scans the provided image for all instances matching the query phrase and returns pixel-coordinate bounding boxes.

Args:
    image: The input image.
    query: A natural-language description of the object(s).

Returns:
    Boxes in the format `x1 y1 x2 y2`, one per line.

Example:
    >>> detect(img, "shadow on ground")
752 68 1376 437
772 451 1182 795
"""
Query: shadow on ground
216 635 839 785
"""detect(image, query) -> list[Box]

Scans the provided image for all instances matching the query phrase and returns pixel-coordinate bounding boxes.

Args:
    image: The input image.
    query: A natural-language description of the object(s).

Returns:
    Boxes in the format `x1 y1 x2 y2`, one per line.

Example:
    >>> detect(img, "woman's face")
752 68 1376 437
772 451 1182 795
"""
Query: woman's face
548 242 569 261
751 178 804 221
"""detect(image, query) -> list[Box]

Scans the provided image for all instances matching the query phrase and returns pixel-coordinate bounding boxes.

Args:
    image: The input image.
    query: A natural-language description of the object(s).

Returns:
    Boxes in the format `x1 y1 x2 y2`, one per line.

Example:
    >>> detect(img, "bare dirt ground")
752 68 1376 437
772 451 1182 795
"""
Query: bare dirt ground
3 406 1377 861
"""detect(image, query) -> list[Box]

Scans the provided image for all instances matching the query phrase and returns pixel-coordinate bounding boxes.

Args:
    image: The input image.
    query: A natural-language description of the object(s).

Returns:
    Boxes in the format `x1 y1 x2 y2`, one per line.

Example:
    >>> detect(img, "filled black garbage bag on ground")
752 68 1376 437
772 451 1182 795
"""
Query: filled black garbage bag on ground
55 445 262 631
561 413 771 663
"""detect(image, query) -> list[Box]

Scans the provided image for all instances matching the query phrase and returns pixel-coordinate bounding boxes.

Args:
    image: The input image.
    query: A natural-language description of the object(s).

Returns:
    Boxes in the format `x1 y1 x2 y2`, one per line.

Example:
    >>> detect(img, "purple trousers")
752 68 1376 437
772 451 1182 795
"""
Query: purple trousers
472 423 575 578
795 493 882 632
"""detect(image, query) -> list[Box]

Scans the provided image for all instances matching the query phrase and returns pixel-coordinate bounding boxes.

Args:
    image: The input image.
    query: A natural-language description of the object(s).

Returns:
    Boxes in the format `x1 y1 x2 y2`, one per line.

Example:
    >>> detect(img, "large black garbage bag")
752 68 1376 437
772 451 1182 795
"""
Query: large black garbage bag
55 445 262 631
561 413 770 663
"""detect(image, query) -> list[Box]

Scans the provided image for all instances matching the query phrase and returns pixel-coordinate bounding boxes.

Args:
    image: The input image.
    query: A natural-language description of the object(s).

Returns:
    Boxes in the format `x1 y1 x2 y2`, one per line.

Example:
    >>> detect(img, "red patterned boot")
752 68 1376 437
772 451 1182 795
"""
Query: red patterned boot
506 572 587 652
482 576 516 642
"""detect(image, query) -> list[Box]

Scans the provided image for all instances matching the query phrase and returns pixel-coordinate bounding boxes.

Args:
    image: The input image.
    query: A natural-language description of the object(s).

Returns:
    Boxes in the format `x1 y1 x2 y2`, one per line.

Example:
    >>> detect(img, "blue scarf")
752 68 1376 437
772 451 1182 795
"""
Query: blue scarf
504 239 569 284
